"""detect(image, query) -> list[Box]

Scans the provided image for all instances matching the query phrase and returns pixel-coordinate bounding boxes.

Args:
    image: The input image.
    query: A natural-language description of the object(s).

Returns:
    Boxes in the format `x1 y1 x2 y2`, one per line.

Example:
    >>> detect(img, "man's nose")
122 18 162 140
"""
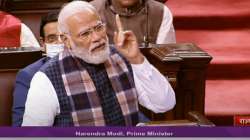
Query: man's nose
91 31 102 42
55 36 64 44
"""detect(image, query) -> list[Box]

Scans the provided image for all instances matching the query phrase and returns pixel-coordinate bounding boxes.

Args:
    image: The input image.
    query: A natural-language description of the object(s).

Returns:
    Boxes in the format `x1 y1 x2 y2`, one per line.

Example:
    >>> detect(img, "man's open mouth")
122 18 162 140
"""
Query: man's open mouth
90 42 106 53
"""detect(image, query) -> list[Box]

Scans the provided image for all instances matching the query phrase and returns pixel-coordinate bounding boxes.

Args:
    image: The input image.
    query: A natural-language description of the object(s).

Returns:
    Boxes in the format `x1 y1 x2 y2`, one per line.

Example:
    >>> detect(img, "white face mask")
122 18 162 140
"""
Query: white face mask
45 43 64 58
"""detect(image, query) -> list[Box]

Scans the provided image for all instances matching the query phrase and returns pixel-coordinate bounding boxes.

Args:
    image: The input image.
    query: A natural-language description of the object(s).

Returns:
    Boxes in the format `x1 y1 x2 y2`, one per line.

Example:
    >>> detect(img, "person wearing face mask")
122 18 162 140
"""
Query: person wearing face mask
21 1 175 126
11 11 64 126
39 11 64 58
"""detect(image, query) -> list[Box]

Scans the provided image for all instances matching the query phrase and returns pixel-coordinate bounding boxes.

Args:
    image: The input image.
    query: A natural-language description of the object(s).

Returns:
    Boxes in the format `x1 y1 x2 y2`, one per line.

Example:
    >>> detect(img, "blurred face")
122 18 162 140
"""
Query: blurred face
115 0 140 8
43 22 64 57
65 11 110 64
43 22 64 44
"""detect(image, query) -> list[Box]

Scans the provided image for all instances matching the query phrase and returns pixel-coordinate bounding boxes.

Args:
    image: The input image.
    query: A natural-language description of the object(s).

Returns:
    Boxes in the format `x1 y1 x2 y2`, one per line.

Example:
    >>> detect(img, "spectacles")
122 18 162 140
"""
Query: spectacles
45 34 65 43
78 22 106 40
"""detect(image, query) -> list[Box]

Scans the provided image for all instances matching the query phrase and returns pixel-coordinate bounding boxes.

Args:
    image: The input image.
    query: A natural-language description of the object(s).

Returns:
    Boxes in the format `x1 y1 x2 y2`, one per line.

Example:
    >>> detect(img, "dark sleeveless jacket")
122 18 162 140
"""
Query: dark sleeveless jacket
40 47 139 126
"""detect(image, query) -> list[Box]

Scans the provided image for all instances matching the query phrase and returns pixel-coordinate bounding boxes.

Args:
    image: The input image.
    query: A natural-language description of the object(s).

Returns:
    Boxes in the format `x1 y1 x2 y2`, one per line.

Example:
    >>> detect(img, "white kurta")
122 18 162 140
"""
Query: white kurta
156 5 176 44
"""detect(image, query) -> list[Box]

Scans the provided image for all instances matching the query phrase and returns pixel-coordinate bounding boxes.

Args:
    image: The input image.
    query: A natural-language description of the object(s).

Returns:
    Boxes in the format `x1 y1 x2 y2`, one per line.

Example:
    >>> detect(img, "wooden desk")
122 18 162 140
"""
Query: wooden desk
140 43 212 121
139 111 215 127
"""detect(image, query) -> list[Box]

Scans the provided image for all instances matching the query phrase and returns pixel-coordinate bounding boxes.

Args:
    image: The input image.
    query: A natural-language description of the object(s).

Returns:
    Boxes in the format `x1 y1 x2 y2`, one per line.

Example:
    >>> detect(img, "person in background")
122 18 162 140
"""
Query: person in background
12 11 64 126
156 0 167 3
90 0 176 46
21 1 175 126
39 11 64 57
0 10 40 48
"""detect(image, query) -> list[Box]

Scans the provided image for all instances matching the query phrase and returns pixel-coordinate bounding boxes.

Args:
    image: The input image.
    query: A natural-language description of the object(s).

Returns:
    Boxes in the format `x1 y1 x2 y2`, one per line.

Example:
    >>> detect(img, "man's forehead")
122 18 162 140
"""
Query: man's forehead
68 10 99 23
44 22 59 35
66 11 100 31
44 22 58 29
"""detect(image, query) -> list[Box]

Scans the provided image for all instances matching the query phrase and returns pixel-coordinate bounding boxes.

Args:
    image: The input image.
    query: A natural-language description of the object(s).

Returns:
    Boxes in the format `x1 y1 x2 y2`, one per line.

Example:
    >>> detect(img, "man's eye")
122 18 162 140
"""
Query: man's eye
49 36 57 40
95 25 103 32
47 35 56 40
46 36 57 43
80 31 91 38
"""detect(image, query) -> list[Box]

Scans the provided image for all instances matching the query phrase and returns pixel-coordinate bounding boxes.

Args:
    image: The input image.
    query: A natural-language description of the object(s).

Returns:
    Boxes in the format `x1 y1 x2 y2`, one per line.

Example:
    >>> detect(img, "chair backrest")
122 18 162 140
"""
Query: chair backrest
0 48 43 126
0 70 17 125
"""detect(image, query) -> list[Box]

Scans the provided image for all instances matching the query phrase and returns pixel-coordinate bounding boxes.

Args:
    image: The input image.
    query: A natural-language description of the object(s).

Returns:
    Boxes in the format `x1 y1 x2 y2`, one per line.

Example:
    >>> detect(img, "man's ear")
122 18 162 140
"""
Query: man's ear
39 37 45 47
63 35 72 49
39 37 46 52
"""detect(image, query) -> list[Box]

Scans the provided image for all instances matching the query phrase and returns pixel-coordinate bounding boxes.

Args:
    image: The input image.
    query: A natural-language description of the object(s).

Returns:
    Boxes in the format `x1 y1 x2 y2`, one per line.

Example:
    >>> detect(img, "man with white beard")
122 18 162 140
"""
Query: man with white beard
22 1 175 126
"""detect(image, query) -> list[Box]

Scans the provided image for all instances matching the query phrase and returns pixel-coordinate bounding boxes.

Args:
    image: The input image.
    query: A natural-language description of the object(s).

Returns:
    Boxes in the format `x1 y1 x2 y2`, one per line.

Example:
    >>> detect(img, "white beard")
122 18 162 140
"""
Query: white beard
71 38 110 64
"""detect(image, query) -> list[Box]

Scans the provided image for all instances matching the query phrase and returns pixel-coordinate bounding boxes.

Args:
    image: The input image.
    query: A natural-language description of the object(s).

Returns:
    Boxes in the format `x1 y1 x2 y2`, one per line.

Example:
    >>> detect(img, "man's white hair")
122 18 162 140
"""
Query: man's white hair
58 0 97 34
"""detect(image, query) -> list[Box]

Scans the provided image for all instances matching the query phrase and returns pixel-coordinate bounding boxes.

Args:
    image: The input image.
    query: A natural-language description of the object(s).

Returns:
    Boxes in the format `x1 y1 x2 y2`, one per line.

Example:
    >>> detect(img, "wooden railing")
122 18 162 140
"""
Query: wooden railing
140 43 212 121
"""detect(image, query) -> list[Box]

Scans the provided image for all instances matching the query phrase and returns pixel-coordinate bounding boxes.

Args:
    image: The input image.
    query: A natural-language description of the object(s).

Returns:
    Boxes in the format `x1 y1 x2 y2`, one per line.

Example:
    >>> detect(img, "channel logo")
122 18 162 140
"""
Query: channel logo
234 115 250 126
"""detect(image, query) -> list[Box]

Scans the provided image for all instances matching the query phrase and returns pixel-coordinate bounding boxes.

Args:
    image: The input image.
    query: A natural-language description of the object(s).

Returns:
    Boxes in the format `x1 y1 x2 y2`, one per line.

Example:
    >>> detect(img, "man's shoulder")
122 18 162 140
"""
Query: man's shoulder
148 0 165 9
18 57 48 76
39 56 59 72
109 45 131 67
15 57 49 82
90 0 106 10
109 45 129 59
148 0 164 5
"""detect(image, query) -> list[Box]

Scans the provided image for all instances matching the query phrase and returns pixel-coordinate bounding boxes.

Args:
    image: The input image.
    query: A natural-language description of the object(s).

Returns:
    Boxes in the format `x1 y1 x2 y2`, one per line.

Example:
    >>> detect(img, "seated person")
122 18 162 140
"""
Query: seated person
12 11 63 126
91 0 176 45
21 1 176 126
0 10 40 48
